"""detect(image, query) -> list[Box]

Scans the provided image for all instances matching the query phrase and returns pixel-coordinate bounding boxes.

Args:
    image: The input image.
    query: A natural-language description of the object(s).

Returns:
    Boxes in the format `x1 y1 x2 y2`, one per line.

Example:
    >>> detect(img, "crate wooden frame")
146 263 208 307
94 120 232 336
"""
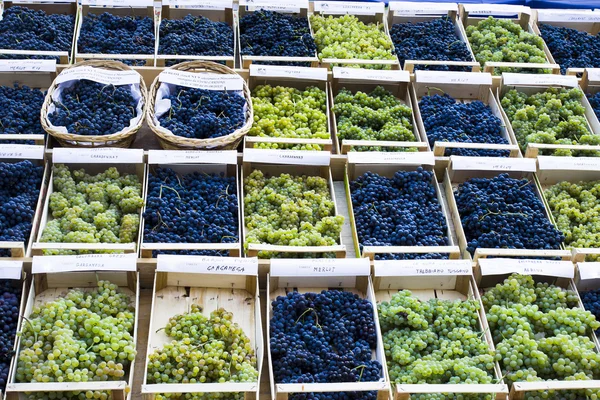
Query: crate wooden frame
267 269 390 399
141 263 263 399
346 158 460 260
6 269 140 400
0 1 77 65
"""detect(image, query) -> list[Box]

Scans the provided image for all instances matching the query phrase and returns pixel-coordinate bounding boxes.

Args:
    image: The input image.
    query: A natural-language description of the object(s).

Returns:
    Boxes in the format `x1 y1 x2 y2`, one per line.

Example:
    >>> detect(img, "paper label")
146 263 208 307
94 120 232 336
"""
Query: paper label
415 70 492 86
0 260 22 280
347 151 435 166
451 156 536 172
242 0 306 11
148 150 237 165
53 148 144 164
271 258 370 277
32 254 137 274
0 59 56 72
463 4 530 16
243 148 330 166
333 67 410 82
164 0 233 8
374 259 471 277
537 9 600 23
479 258 574 278
503 73 578 88
578 262 600 281
0 145 44 160
159 70 243 91
247 5 300 12
313 1 384 15
250 65 327 81
55 66 140 86
389 1 457 15
82 0 152 6
586 68 600 83
538 156 600 171
157 255 258 275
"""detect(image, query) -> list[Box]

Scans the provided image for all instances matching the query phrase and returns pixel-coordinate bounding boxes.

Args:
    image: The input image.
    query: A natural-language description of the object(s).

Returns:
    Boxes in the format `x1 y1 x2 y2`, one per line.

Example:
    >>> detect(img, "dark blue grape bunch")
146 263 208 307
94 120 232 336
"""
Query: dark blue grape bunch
390 17 473 72
539 24 600 75
0 84 46 144
143 167 238 257
454 174 564 256
587 92 600 121
158 86 246 139
240 10 316 67
270 290 381 395
0 279 21 393
48 79 137 136
419 93 509 157
581 290 600 334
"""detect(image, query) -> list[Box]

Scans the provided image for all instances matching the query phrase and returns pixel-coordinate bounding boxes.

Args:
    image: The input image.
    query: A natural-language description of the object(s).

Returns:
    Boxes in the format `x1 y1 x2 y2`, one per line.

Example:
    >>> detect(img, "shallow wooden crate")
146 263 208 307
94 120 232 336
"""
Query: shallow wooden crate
267 258 390 400
345 151 460 260
141 255 262 399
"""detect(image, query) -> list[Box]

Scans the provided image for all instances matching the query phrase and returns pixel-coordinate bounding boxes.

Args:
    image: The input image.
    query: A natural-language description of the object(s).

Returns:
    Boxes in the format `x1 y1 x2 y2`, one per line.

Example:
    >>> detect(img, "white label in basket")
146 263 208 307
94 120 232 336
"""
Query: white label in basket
0 59 56 72
243 148 330 166
313 1 384 15
333 67 410 82
0 260 22 280
463 4 530 16
479 258 574 278
157 255 258 275
347 151 435 166
389 1 457 15
415 70 492 86
0 145 44 160
148 150 237 165
55 66 140 86
32 254 137 274
81 0 153 6
159 70 243 91
164 0 233 8
578 262 600 281
241 0 306 11
250 65 327 81
502 73 578 88
271 258 370 277
537 9 600 23
53 148 144 164
374 259 471 277
538 156 600 171
451 156 536 172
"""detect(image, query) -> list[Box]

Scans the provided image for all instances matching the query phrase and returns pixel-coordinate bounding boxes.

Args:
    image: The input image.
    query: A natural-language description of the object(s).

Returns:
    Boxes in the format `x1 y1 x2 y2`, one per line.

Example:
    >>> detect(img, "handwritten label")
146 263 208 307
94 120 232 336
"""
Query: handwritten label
463 4 530 16
578 262 600 281
148 150 237 165
11 0 75 3
271 258 370 277
538 156 600 171
479 258 574 278
0 145 44 160
159 70 243 91
537 9 600 23
503 73 578 88
250 65 327 81
313 1 384 15
0 59 56 72
55 66 140 86
241 0 307 10
32 254 137 274
333 67 410 82
157 255 258 275
81 0 153 6
415 70 492 86
347 151 435 166
389 1 457 15
451 156 536 172
247 5 300 12
243 148 330 166
374 259 471 277
53 148 144 164
586 68 600 83
0 260 22 280
163 0 233 8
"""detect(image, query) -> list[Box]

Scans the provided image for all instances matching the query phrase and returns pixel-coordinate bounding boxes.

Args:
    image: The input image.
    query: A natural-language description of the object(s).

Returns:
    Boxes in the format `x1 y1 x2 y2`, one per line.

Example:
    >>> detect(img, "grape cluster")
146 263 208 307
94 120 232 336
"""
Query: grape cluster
454 174 564 256
466 17 549 75
15 280 136 400
419 93 509 157
581 289 600 333
0 280 21 393
390 17 473 72
250 85 328 150
271 290 381 400
310 14 396 69
379 290 496 396
0 160 44 257
0 6 74 60
0 84 46 143
334 86 415 148
147 305 258 400
483 274 600 399
501 87 596 156
587 91 600 123
143 167 238 258
158 86 246 140
48 80 137 137
243 169 344 258
539 24 600 75
39 164 143 255
240 10 316 67
350 168 449 260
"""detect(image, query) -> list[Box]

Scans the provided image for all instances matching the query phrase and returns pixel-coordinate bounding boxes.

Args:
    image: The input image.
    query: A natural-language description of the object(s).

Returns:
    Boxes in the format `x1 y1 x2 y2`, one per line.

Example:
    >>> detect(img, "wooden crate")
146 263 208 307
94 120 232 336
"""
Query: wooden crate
0 1 77 65
32 148 146 255
141 255 262 399
75 1 157 66
6 254 139 400
444 156 572 261
411 70 520 167
244 65 333 151
345 151 460 260
386 1 480 73
267 258 391 399
157 1 236 68
330 67 429 155
373 259 508 400
139 150 242 259
498 73 600 158
241 149 346 259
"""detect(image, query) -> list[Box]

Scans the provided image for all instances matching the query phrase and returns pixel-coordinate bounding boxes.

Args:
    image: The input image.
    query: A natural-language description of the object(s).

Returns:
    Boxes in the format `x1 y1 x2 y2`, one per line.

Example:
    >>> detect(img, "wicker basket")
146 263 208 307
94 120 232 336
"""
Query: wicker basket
147 61 253 150
40 60 148 148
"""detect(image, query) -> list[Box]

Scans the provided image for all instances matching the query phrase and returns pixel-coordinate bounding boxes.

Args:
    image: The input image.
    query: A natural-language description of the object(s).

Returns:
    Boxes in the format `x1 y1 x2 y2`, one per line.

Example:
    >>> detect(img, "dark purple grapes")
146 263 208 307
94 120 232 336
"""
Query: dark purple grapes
0 279 22 392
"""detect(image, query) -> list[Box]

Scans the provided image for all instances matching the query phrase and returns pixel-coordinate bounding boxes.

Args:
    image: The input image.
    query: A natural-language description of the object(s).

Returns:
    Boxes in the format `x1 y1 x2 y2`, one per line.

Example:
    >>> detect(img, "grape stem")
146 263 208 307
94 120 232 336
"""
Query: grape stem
295 308 321 329
426 86 445 97
353 364 366 381
21 316 38 343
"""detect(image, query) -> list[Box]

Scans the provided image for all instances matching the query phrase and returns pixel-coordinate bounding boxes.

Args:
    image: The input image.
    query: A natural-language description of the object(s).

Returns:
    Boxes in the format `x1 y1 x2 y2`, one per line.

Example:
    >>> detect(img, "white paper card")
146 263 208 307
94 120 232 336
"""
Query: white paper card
55 66 140 86
333 67 410 82
538 156 600 171
463 4 530 16
241 0 307 11
247 5 300 12
578 262 600 281
503 73 578 88
82 0 152 6
0 145 44 160
250 65 327 81
164 0 233 8
271 258 370 277
53 148 144 164
479 258 574 278
0 59 56 72
537 9 600 23
374 259 471 277
415 70 492 86
586 68 600 83
159 70 243 91
157 255 258 275
243 148 330 166
389 1 457 15
0 260 22 280
451 156 536 172
347 151 435 166
148 150 237 165
313 1 384 15
32 254 137 274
